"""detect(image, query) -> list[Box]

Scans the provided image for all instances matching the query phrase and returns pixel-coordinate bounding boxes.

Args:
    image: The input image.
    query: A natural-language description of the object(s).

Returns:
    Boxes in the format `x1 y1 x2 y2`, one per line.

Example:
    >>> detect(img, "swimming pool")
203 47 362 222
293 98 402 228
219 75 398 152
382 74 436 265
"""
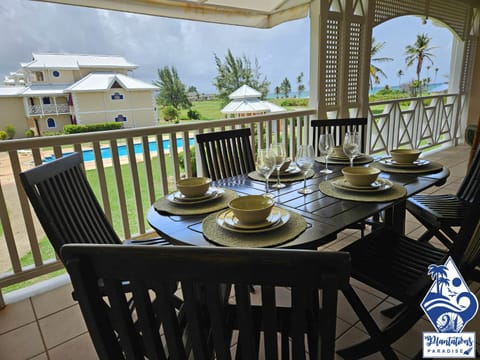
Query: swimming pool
43 138 195 162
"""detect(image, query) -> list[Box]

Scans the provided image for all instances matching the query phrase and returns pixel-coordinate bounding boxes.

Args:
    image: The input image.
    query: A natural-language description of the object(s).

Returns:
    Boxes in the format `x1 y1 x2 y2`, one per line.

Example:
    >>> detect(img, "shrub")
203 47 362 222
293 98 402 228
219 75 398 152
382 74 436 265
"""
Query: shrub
25 129 35 138
63 122 123 134
4 125 16 139
178 146 197 177
162 106 179 121
0 131 7 140
187 109 201 120
279 98 308 107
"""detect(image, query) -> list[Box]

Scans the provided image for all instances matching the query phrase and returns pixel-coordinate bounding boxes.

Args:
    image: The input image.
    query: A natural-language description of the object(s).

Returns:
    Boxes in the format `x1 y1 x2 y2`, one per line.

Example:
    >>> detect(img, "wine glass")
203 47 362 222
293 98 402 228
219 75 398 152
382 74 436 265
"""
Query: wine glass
318 134 334 174
255 149 275 196
295 145 315 194
343 132 360 167
269 143 286 189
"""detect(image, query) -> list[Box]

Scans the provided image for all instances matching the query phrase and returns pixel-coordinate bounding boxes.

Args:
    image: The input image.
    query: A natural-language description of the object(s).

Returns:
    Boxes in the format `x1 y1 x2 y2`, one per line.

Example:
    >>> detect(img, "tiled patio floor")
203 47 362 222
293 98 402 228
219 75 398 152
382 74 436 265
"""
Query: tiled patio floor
0 145 477 359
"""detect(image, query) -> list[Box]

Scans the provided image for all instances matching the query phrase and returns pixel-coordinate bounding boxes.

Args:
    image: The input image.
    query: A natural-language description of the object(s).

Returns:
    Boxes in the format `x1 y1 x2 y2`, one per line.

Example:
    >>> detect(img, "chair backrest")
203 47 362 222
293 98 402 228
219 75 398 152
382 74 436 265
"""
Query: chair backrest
449 181 480 276
457 144 480 203
196 128 255 180
311 118 368 155
62 244 351 360
20 153 121 263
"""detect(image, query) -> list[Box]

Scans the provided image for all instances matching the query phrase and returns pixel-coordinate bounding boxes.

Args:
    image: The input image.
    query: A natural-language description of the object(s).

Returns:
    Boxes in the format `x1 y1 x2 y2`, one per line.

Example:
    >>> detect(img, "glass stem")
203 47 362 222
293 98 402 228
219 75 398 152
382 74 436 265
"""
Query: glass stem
265 176 269 194
303 173 307 190
350 157 354 167
325 156 329 170
276 169 280 186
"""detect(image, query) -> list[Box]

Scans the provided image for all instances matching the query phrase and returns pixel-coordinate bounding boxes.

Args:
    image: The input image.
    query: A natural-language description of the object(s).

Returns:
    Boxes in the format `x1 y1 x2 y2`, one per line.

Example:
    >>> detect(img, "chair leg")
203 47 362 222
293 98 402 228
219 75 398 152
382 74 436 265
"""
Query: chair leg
339 285 399 359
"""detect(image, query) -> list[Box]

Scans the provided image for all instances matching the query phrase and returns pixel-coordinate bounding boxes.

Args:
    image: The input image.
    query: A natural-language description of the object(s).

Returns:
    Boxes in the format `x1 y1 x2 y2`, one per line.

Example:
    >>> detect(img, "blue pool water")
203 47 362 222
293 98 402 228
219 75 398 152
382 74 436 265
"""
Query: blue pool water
44 138 195 162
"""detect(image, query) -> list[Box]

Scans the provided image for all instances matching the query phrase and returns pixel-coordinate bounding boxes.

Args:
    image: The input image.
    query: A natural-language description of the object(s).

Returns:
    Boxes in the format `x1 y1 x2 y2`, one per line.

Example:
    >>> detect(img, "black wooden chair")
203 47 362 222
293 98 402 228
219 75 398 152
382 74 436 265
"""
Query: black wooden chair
406 145 480 248
337 180 480 359
62 244 350 359
19 152 170 263
196 128 255 180
311 118 368 156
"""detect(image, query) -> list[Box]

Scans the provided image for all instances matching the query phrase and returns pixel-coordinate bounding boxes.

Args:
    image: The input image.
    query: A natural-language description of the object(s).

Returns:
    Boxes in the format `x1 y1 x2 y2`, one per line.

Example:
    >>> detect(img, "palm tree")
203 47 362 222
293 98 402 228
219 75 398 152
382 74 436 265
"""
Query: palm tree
370 37 393 90
397 69 404 87
428 264 448 294
404 33 436 96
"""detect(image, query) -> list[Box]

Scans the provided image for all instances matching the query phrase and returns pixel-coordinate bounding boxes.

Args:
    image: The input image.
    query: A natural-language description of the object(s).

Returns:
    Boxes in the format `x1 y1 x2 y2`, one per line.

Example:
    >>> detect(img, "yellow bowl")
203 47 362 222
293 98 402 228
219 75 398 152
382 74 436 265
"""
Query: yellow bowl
279 158 292 171
176 177 211 198
390 149 421 164
331 146 347 159
342 167 380 187
228 195 275 225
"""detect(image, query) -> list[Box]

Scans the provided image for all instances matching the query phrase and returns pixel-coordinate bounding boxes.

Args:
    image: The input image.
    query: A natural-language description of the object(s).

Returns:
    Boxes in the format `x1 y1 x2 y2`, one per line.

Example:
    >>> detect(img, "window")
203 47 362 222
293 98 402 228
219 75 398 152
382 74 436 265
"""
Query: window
111 92 124 100
46 118 56 128
42 97 51 105
52 70 60 77
33 72 44 82
115 114 127 122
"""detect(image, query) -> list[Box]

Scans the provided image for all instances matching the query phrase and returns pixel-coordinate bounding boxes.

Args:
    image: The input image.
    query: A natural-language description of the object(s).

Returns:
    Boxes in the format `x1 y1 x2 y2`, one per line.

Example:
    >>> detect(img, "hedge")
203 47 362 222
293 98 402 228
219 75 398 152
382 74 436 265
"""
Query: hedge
63 122 123 134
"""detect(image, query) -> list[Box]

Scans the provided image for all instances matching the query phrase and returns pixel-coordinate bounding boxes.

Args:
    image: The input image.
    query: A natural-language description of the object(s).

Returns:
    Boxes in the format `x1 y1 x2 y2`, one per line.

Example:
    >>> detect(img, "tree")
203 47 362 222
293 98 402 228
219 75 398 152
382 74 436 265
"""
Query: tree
274 86 281 99
404 33 436 96
154 66 191 109
213 49 270 105
428 264 448 294
397 69 404 87
297 72 305 97
280 77 291 98
370 38 393 89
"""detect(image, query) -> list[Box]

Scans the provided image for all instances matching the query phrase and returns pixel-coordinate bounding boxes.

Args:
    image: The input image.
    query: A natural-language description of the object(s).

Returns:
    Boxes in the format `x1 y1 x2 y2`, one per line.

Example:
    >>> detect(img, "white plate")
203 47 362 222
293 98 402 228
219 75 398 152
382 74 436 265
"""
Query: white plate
380 158 430 168
167 187 224 205
216 207 290 233
223 208 283 230
279 166 302 176
331 177 393 193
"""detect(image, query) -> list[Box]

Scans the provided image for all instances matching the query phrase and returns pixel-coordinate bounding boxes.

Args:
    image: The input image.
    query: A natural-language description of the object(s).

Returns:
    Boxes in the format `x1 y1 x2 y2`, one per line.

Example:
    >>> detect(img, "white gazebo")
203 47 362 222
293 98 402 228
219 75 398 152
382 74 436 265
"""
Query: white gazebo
221 84 285 118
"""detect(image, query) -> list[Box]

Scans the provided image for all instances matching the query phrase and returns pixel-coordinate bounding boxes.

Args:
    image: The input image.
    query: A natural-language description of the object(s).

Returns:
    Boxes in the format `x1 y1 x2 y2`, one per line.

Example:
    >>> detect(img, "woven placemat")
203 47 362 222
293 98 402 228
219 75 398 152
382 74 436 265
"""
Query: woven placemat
315 155 374 165
153 188 238 215
319 178 407 202
202 209 307 248
371 160 444 174
248 169 314 183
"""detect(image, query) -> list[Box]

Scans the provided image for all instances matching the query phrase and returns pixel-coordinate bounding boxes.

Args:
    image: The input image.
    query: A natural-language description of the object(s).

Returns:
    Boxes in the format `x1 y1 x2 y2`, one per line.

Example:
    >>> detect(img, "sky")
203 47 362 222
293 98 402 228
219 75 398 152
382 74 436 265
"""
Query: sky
0 0 453 94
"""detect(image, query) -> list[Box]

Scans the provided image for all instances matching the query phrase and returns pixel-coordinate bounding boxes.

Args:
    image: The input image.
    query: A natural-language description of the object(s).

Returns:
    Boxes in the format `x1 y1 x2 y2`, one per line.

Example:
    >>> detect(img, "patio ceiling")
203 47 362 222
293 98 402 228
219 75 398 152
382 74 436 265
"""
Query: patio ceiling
32 0 312 28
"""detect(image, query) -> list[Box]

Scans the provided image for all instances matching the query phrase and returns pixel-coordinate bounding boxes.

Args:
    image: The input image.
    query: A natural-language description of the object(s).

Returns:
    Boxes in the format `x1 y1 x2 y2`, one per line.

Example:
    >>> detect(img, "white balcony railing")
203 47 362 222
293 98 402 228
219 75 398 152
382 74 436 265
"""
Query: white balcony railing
28 103 70 116
0 92 463 306
0 109 315 306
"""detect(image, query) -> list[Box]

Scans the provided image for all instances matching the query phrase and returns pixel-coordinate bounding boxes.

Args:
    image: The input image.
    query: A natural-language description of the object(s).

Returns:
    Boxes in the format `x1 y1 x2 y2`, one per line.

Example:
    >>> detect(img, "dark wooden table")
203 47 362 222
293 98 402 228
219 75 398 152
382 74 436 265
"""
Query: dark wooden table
147 162 449 249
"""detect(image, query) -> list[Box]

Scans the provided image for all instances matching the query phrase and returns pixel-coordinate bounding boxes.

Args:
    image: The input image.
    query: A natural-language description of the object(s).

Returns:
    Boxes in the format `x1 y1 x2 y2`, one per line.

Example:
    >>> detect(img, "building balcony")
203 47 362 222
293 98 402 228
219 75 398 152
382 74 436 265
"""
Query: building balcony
27 103 70 116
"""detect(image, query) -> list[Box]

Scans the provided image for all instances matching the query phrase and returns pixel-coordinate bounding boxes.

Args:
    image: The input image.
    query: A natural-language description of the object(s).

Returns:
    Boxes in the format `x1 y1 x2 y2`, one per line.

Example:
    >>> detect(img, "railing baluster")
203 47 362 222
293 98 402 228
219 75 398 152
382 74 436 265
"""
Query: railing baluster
126 138 145 234
110 140 131 239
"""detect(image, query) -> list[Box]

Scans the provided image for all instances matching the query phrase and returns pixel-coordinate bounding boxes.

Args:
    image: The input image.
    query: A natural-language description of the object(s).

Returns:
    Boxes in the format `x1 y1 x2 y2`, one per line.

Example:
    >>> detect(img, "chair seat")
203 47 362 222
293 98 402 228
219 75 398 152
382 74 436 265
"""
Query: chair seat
341 227 447 302
407 194 469 227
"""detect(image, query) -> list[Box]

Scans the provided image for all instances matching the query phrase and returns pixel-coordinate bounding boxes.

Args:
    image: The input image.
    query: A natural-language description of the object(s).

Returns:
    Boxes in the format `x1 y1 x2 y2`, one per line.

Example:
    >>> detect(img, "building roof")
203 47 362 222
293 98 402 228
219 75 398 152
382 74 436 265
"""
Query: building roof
67 72 158 92
0 86 27 97
229 84 262 99
221 98 285 114
22 84 70 96
21 53 137 70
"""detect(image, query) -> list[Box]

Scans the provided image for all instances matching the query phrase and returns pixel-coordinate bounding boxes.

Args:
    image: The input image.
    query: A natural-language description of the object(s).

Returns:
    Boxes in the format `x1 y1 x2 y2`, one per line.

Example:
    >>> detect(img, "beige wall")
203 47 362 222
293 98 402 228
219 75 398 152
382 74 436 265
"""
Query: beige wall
0 97 29 138
73 89 157 127
29 114 72 135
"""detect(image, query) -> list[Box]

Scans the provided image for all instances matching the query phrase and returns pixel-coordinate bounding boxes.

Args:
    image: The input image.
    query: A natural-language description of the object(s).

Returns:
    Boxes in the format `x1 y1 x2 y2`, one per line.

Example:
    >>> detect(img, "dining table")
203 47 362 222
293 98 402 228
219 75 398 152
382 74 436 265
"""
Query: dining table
147 155 450 250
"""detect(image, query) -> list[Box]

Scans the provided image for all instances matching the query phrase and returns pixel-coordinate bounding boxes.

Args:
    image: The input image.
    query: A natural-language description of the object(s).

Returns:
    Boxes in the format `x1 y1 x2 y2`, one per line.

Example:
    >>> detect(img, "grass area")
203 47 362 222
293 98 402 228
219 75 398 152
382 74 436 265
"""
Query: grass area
3 154 182 294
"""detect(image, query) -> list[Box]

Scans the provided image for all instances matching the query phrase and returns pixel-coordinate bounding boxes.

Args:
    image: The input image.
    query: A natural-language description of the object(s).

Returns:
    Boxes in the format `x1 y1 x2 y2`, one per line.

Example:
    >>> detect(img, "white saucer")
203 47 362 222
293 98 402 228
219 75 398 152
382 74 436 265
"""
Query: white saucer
167 187 224 204
216 207 290 233
278 167 302 176
380 158 430 168
331 177 393 193
223 208 282 230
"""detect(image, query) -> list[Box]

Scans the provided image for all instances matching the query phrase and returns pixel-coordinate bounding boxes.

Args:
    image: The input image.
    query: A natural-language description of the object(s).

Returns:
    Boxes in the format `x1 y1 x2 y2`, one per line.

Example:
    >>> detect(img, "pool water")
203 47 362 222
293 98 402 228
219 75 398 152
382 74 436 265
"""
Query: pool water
43 138 195 162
